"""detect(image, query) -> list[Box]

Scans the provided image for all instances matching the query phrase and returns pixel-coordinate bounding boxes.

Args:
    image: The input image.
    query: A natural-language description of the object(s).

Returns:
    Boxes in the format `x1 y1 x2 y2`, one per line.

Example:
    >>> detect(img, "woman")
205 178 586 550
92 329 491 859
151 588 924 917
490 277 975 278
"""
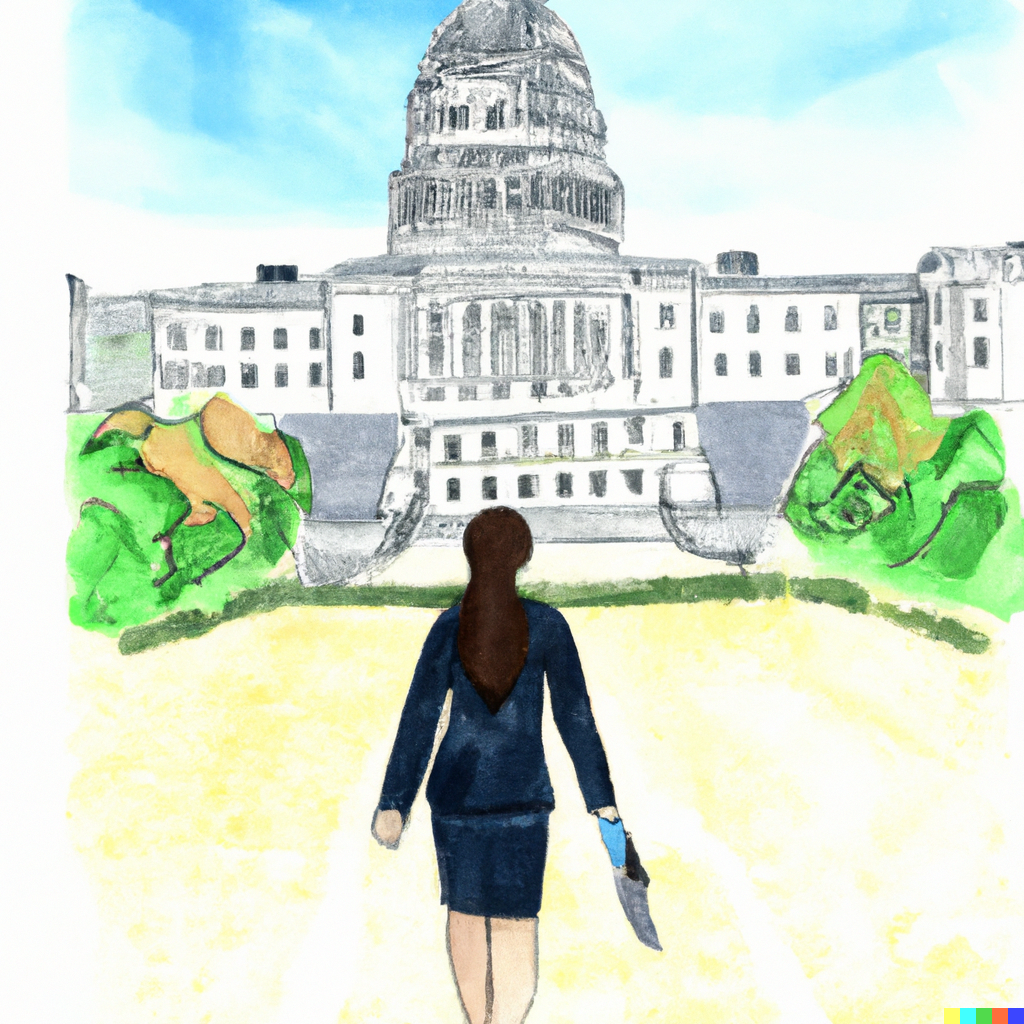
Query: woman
372 507 623 1024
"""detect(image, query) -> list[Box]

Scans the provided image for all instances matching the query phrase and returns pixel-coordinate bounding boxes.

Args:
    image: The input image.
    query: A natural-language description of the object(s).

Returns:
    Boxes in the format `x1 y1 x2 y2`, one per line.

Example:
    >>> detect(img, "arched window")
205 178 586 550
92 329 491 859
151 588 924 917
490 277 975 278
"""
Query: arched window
824 305 838 331
353 352 365 380
659 347 673 379
462 303 482 377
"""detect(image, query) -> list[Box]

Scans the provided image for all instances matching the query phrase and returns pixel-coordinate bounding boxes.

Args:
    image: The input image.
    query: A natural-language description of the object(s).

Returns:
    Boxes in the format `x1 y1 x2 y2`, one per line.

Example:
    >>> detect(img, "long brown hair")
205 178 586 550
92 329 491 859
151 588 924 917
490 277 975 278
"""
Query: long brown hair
458 507 533 714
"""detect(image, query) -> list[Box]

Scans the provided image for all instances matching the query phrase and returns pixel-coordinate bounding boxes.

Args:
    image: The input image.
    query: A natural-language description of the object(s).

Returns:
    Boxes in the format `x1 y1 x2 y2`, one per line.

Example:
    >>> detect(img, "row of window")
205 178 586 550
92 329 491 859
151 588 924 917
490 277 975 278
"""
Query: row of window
161 361 325 390
704 304 841 335
445 469 646 503
712 350 853 378
932 293 989 328
164 317 363 353
442 420 687 463
435 100 509 133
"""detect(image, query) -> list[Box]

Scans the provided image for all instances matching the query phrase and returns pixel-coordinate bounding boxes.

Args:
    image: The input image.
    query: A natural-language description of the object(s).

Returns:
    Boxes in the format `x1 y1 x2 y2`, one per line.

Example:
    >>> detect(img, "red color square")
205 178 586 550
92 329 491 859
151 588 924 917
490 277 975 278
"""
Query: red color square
992 1010 1008 1024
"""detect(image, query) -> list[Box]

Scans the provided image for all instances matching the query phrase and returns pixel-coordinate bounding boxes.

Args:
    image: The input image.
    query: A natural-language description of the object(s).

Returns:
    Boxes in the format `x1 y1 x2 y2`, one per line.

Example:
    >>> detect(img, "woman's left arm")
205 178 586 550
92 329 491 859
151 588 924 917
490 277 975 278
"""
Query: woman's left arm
544 609 617 815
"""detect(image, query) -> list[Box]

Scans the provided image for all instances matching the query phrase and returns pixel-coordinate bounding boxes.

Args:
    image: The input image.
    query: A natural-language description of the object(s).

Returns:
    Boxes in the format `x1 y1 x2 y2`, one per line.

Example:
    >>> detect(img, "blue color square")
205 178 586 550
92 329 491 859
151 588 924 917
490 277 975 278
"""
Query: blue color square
962 1011 977 1024
1007 1010 1024 1023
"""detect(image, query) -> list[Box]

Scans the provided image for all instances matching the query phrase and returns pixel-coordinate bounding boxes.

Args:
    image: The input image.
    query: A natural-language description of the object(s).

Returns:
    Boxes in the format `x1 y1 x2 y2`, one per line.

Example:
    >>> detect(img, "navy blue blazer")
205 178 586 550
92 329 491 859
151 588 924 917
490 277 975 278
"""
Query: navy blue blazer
378 599 616 820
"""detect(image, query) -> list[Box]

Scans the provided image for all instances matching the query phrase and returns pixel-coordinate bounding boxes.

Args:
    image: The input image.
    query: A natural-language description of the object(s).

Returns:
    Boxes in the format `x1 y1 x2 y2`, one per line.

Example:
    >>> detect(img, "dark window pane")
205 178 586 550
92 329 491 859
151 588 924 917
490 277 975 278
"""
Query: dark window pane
190 362 206 389
825 353 838 377
785 307 800 332
275 363 289 387
429 305 445 376
824 305 838 331
709 310 725 333
592 422 608 454
589 471 607 498
458 105 469 130
167 324 187 351
161 359 189 390
530 381 547 398
521 425 539 458
936 343 944 371
241 363 258 388
482 477 498 501
749 351 761 377
353 352 365 380
425 387 445 402
353 314 364 336
558 424 574 459
786 354 801 376
844 349 854 377
309 362 324 387
207 365 226 388
556 473 573 499
934 291 944 326
715 353 728 376
458 386 478 401
444 435 462 463
486 105 498 130
659 347 673 378
205 325 222 351
506 176 522 211
492 382 510 400
974 298 988 322
673 422 685 451
274 328 288 350
309 327 322 350
241 327 255 351
518 474 539 499
747 305 760 334
660 304 675 330
447 478 461 502
622 469 644 495
448 105 458 130
625 416 645 446
974 337 989 368
482 179 497 209
481 432 498 458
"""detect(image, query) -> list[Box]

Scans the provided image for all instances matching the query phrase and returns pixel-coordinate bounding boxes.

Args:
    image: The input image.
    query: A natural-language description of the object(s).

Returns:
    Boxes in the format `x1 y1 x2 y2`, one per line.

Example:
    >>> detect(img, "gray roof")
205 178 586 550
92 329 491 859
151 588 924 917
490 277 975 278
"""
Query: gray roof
702 273 922 301
149 280 327 311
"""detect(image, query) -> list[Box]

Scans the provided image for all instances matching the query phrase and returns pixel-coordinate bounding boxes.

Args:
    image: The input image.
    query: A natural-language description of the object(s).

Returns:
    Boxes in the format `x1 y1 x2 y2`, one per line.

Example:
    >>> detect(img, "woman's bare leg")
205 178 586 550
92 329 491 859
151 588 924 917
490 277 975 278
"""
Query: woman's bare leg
447 911 489 1024
488 917 538 1024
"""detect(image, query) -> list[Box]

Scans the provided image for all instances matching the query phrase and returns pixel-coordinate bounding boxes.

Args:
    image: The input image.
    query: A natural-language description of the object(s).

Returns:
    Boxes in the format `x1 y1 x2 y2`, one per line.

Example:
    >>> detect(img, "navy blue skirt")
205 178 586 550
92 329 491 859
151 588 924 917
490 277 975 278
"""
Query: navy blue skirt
431 811 550 919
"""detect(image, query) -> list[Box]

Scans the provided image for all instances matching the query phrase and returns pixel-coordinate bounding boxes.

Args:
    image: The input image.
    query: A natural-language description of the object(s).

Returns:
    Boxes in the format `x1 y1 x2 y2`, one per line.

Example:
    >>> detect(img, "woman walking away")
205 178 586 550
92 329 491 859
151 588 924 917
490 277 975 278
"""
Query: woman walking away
372 507 623 1024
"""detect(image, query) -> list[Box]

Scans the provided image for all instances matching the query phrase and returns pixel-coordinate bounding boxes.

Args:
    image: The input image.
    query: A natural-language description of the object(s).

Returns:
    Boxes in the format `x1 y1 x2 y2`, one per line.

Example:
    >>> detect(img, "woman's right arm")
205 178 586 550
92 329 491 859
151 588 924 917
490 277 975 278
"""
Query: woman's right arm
374 611 455 839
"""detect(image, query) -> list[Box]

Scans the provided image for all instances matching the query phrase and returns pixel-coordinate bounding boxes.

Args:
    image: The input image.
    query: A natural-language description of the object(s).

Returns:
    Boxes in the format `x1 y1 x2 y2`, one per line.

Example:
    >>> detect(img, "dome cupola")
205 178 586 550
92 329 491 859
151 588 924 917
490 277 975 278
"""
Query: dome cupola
387 0 625 256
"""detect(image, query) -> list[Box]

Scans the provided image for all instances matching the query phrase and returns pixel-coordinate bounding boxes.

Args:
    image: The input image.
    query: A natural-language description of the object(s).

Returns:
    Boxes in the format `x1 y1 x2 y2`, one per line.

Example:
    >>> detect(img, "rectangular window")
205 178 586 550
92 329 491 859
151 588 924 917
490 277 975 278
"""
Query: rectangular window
240 363 258 388
824 305 838 331
715 353 728 376
191 362 206 389
844 348 854 377
353 314 364 336
444 435 462 463
936 343 944 372
625 416 645 447
274 328 288 350
974 337 990 368
481 432 498 459
934 291 944 326
207 365 226 388
556 473 573 499
353 352 365 380
482 178 498 210
749 351 761 377
530 381 547 398
747 305 760 334
592 422 609 455
241 327 255 351
458 386 478 402
482 477 498 501
673 422 685 451
486 104 498 130
447 478 461 502
974 298 989 322
492 381 510 400
786 353 801 376
161 359 189 390
660 304 676 330
659 347 673 378
428 305 445 376
518 474 539 499
825 353 838 377
275 363 289 387
424 387 446 402
308 362 324 387
458 105 470 131
167 324 188 351
709 310 725 334
448 105 458 130
506 176 522 212
558 424 575 459
205 325 222 351
589 470 607 498
622 469 644 496
785 306 801 332
310 327 322 350
521 425 539 459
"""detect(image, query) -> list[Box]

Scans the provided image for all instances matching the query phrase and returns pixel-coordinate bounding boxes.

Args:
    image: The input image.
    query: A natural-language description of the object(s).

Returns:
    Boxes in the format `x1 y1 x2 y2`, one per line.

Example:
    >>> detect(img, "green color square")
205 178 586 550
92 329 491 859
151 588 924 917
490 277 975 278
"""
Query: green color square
977 1011 993 1024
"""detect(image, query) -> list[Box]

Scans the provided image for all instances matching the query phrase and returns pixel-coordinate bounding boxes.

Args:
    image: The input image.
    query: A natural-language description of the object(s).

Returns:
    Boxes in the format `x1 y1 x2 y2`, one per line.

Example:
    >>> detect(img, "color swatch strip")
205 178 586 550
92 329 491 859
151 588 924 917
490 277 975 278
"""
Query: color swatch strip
944 1011 1024 1023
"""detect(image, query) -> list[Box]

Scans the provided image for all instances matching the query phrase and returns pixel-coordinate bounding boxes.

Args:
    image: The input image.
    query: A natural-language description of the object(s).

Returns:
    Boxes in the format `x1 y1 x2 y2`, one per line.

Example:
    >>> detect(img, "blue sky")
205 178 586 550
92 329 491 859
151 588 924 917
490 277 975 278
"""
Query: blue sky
68 0 1020 226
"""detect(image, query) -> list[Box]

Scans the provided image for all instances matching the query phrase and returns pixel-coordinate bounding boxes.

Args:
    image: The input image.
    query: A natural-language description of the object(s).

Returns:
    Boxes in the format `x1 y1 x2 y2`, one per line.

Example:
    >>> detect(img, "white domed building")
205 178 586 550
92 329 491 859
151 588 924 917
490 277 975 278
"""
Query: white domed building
72 0 995 582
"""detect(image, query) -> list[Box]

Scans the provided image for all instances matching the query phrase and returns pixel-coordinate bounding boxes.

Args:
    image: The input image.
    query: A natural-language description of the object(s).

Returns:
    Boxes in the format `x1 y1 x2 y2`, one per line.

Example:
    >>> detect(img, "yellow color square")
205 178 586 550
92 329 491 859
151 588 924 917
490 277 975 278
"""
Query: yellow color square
946 1011 961 1024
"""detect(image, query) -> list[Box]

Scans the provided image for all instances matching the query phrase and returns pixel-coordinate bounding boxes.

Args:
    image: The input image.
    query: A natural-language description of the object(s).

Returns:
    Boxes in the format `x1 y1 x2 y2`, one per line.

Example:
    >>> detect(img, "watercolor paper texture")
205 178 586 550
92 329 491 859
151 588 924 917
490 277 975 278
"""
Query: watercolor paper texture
53 1 1024 1022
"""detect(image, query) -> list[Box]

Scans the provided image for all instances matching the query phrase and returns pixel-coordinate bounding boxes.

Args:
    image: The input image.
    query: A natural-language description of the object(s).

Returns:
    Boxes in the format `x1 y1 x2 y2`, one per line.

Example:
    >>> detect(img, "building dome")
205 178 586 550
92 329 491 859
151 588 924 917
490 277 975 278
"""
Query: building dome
387 0 624 257
426 0 584 64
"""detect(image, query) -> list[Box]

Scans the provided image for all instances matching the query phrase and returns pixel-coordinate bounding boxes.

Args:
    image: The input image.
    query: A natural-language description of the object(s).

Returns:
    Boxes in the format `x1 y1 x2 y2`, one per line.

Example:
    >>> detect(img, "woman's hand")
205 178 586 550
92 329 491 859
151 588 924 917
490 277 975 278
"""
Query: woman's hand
372 808 404 850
